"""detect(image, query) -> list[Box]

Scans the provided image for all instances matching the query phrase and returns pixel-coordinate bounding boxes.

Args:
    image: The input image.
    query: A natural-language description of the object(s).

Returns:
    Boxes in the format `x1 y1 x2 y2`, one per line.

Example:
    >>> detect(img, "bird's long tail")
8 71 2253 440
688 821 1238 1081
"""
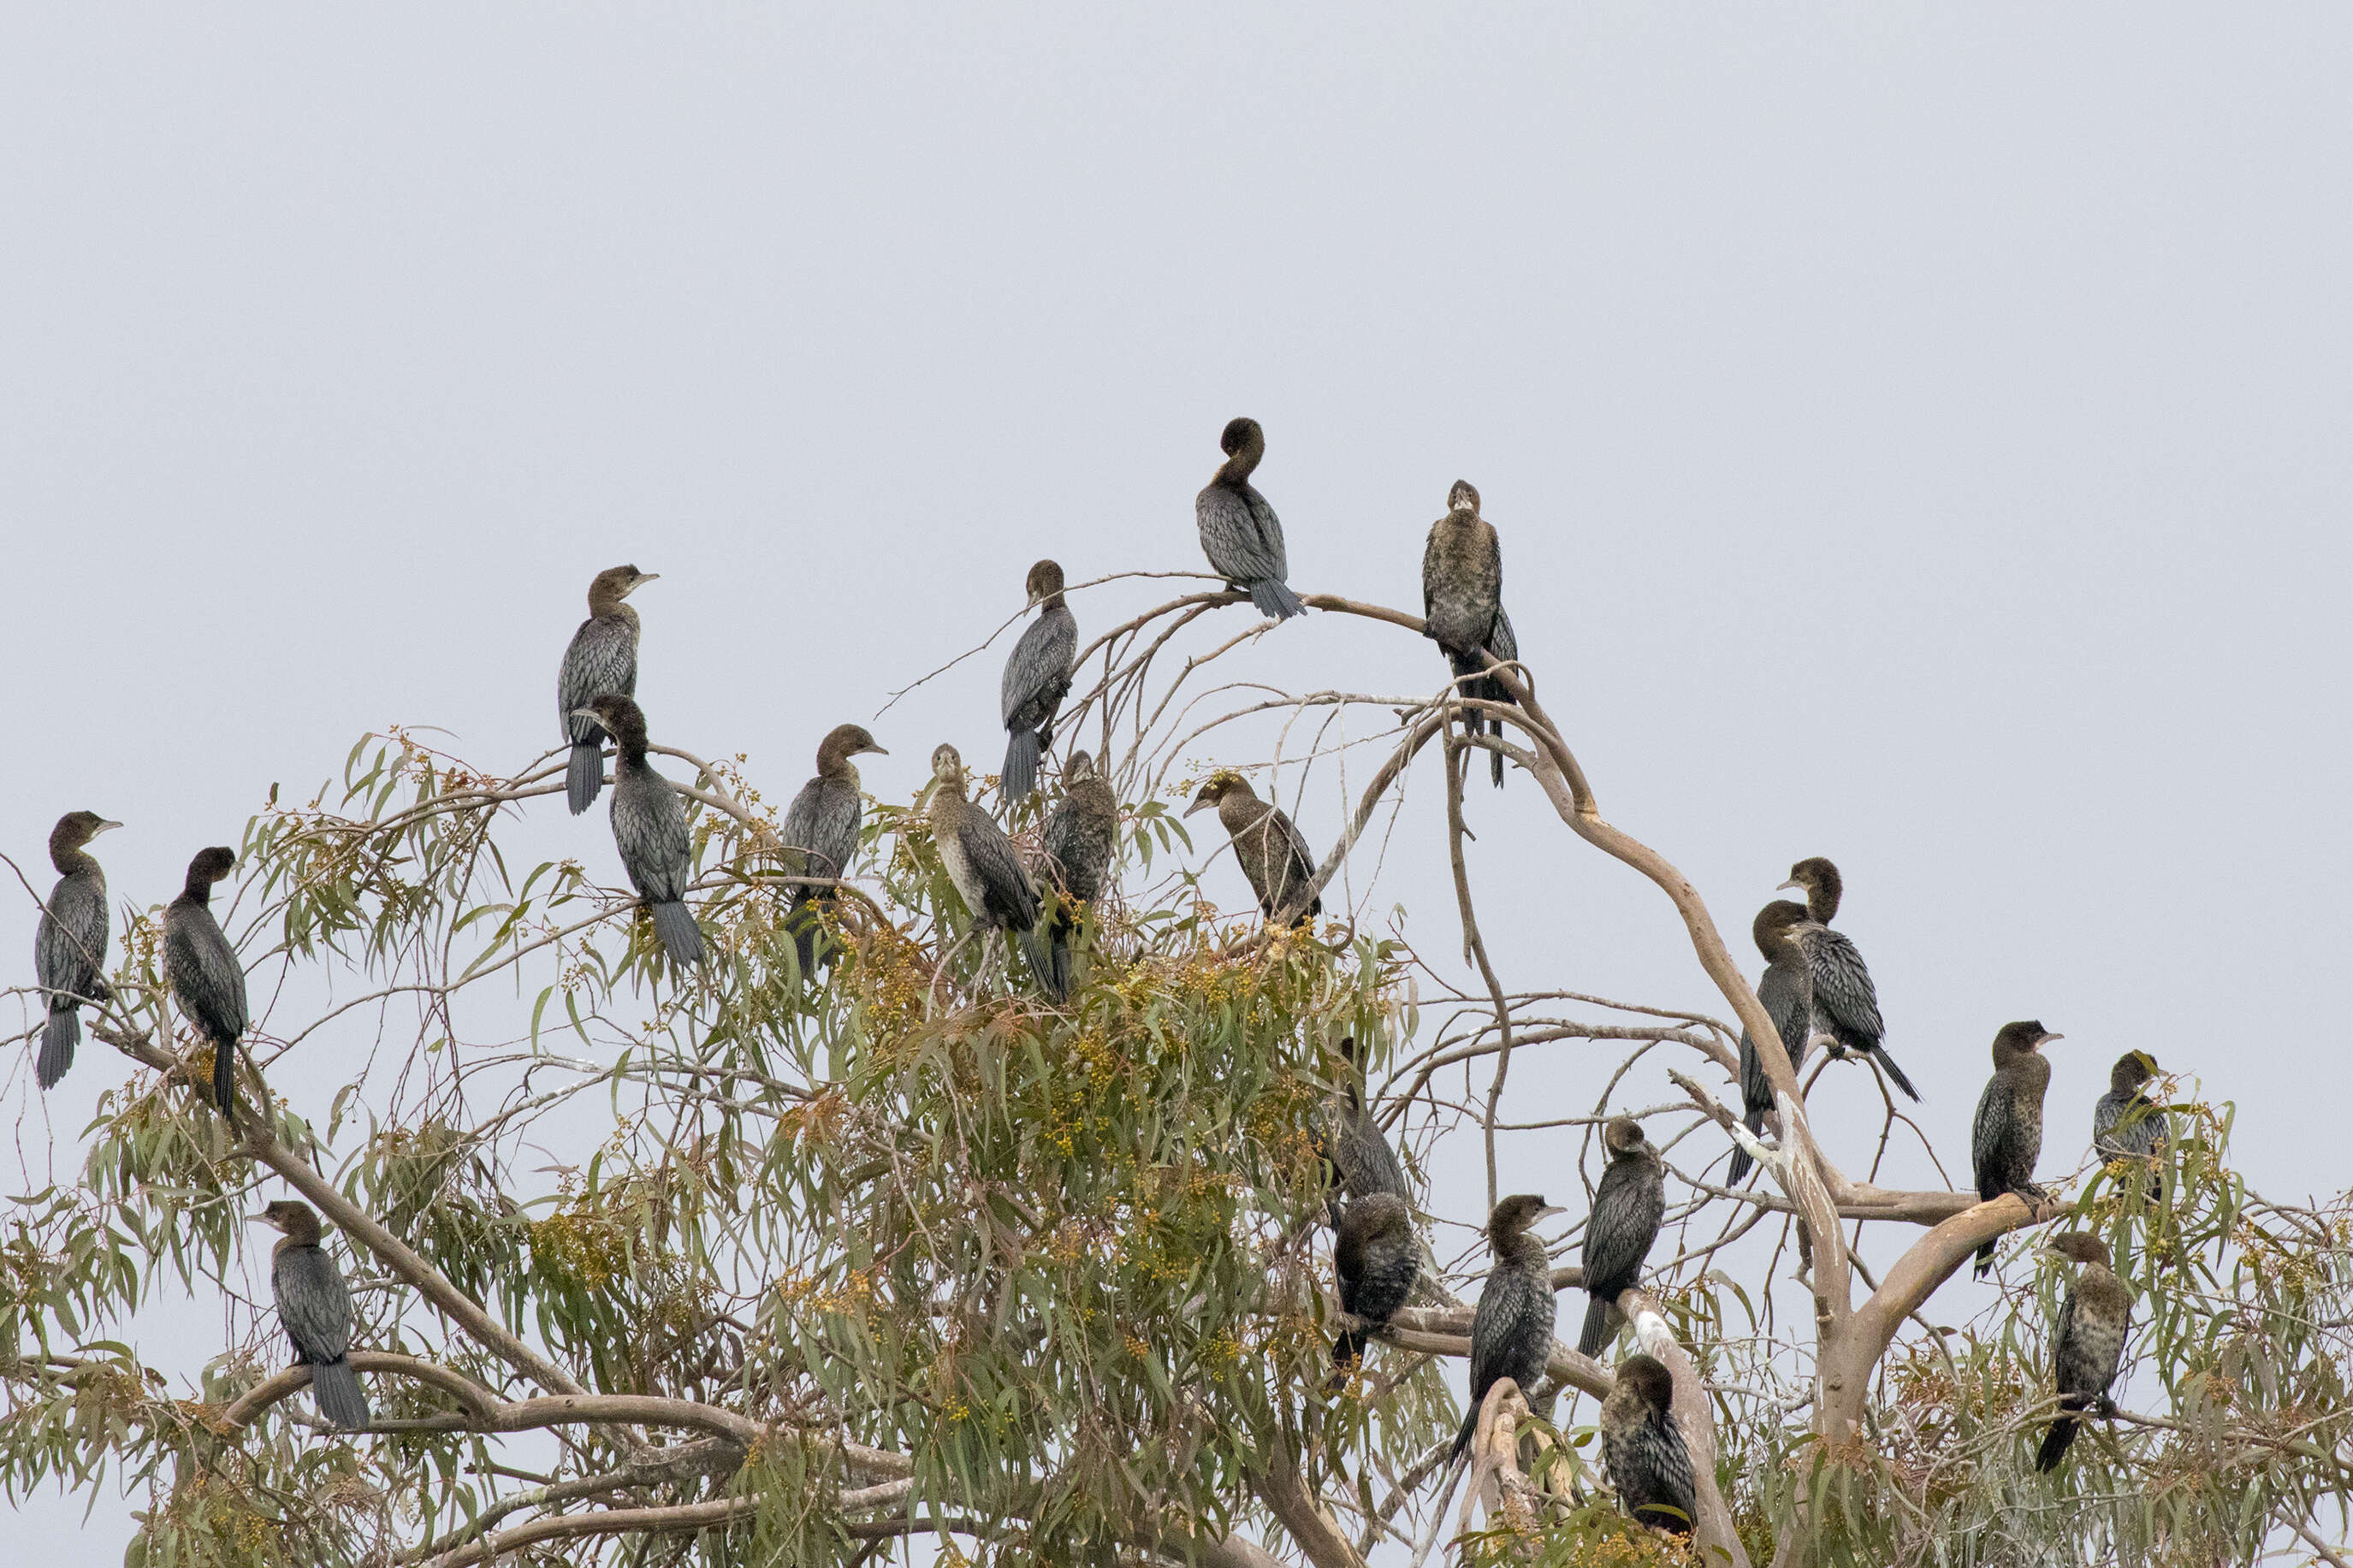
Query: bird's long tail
1325 1328 1371 1391
566 740 605 816
1249 577 1307 622
212 1037 238 1122
1973 1239 1996 1280
1728 1103 1765 1186
309 1356 372 1431
1003 730 1042 802
38 1009 79 1091
1730 1032 1766 1185
1449 1402 1480 1461
1578 1293 1615 1360
1871 1044 1923 1103
1018 922 1070 1003
650 902 708 967
2035 1399 2089 1471
785 894 833 978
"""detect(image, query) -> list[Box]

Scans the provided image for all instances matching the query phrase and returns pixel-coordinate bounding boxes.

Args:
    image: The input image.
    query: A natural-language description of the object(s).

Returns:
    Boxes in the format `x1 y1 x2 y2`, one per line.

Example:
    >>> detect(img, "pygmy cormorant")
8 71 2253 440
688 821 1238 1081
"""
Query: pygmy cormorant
1000 559 1078 802
1779 857 1921 1102
926 744 1060 998
1599 1352 1698 1535
252 1199 371 1431
1972 1021 2061 1278
1729 899 1816 1185
1184 773 1320 927
1194 417 1306 622
1452 1192 1564 1459
557 565 657 816
1038 748 1118 998
1579 1116 1667 1359
1422 480 1516 788
163 846 248 1120
33 811 119 1089
2092 1050 2167 1201
572 695 706 967
1329 1192 1419 1384
2036 1231 2131 1472
1315 1035 1409 1224
780 724 886 974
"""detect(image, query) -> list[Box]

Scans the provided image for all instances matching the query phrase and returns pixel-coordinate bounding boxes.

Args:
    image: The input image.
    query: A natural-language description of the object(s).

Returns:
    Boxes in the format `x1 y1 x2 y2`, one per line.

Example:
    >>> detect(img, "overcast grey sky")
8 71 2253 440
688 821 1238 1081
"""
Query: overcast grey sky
5 5 2349 1554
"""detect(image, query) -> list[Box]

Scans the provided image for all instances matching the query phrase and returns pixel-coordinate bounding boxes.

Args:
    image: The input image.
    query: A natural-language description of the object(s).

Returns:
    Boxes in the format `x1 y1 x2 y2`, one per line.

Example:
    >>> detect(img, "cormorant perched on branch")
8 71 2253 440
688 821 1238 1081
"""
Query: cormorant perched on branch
780 724 886 973
1000 560 1077 802
164 846 248 1120
926 744 1060 998
1329 1192 1418 1384
557 565 657 816
1599 1353 1698 1535
33 811 120 1089
1778 857 1921 1103
1184 773 1319 927
572 695 705 967
1315 1035 1408 1223
1730 899 1815 1184
1972 1021 2061 1278
1195 417 1305 622
2093 1050 2167 1200
1453 1192 1564 1459
252 1199 370 1431
1038 749 1117 998
1422 480 1516 788
1579 1116 1666 1358
2036 1232 2130 1472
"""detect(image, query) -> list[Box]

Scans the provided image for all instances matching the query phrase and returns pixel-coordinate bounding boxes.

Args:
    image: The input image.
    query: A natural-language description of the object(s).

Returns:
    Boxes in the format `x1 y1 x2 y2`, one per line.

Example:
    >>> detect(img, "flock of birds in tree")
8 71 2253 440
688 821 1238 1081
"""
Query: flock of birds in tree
21 417 2173 1530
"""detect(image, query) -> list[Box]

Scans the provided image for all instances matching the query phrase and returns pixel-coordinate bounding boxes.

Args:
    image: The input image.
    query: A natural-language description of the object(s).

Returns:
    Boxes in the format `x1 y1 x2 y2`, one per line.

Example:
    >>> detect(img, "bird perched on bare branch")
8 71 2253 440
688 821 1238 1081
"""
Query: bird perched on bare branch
557 564 657 815
781 724 886 974
164 846 248 1120
1329 1192 1417 1385
1580 1116 1666 1358
2092 1050 2167 1201
2036 1232 2130 1471
1600 1352 1698 1535
252 1199 370 1431
1185 772 1319 927
1422 480 1517 788
33 810 119 1089
571 695 705 967
1038 748 1117 998
1973 1020 2062 1277
1778 857 1920 1102
1000 559 1077 802
1730 899 1816 1184
1195 417 1305 622
1453 1192 1563 1459
926 743 1060 998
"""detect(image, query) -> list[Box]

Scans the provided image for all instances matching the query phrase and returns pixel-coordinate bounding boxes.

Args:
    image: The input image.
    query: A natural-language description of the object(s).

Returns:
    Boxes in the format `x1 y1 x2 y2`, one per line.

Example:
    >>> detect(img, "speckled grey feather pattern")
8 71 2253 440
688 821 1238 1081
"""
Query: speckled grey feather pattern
1972 1041 2050 1275
1320 1084 1409 1217
273 1239 370 1429
1331 1193 1418 1368
1422 509 1516 784
932 792 1040 932
2092 1088 2166 1164
35 865 109 1087
164 896 248 1056
1580 1145 1665 1358
781 774 862 895
1218 791 1319 924
2038 1257 2130 1470
1600 1379 1698 1534
1041 775 1117 907
1731 959 1812 1182
1000 602 1077 735
610 764 693 906
1454 1225 1556 1457
1789 920 1918 1099
558 608 639 813
1196 480 1304 619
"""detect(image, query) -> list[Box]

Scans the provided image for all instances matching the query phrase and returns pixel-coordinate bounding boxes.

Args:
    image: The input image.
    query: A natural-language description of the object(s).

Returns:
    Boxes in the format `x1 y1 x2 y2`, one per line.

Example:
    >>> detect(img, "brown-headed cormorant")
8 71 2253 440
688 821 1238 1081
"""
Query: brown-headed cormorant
2036 1231 2130 1472
2092 1050 2166 1201
33 811 120 1089
1729 899 1816 1184
1038 748 1117 997
1779 857 1920 1102
1315 1034 1409 1224
1452 1192 1564 1459
1184 773 1319 927
1972 1020 2061 1278
252 1199 370 1431
572 695 705 967
1599 1352 1698 1535
1195 417 1305 622
780 723 886 973
1000 560 1078 802
1422 481 1517 788
557 565 657 816
164 846 248 1120
1329 1192 1419 1384
926 744 1060 998
1579 1116 1667 1358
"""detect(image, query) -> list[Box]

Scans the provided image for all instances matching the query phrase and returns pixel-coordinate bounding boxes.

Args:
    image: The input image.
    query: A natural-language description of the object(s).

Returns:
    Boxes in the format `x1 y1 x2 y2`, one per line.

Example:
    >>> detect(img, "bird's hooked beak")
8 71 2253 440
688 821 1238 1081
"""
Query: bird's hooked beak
94 820 124 836
1183 796 1216 819
570 707 604 725
1533 1204 1568 1222
625 572 661 596
863 743 890 757
2040 1032 2066 1047
1775 878 1801 892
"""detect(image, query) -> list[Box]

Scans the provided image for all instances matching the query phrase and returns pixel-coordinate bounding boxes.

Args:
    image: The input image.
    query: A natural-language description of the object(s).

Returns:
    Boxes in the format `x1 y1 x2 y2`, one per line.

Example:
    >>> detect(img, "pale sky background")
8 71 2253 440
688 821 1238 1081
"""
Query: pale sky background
4 6 2349 1558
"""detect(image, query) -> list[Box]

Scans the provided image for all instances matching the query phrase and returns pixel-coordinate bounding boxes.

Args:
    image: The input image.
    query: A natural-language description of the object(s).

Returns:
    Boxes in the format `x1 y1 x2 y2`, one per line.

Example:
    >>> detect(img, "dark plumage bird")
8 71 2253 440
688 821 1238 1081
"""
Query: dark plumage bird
163 847 248 1120
1422 480 1516 788
252 1199 370 1431
1329 1192 1419 1384
1729 900 1816 1185
2036 1231 2131 1472
557 565 657 816
1599 1353 1698 1535
1579 1116 1667 1359
1972 1021 2062 1278
926 744 1060 998
1453 1192 1564 1459
1000 559 1079 803
1316 1035 1409 1223
33 811 120 1089
780 724 886 974
2092 1050 2167 1201
572 695 705 967
1778 857 1920 1103
1038 749 1118 998
1194 417 1305 622
1184 773 1319 927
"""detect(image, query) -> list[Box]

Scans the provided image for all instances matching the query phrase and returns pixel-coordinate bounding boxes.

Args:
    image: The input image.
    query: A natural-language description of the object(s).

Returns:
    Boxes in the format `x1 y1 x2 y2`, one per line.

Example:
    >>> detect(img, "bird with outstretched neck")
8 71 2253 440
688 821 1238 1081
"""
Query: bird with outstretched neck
1422 480 1517 788
1328 1192 1418 1387
164 846 248 1121
33 811 120 1089
2093 1050 2167 1201
1778 857 1921 1102
925 744 1061 998
252 1199 371 1431
1038 748 1117 999
1729 899 1817 1184
557 565 657 815
1194 417 1306 622
1579 1116 1667 1358
1184 773 1320 928
571 695 706 968
1972 1020 2062 1277
780 724 886 974
1600 1352 1698 1535
1453 1192 1563 1459
1000 559 1078 802
2036 1232 2131 1471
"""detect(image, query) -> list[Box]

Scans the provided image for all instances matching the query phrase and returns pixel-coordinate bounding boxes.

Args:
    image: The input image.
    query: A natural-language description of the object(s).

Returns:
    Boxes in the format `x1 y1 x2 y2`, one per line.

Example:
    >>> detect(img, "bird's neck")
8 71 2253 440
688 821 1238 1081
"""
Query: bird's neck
179 876 216 905
1806 886 1839 922
1218 793 1265 834
51 843 97 878
1035 589 1067 613
589 590 639 624
1215 443 1263 486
